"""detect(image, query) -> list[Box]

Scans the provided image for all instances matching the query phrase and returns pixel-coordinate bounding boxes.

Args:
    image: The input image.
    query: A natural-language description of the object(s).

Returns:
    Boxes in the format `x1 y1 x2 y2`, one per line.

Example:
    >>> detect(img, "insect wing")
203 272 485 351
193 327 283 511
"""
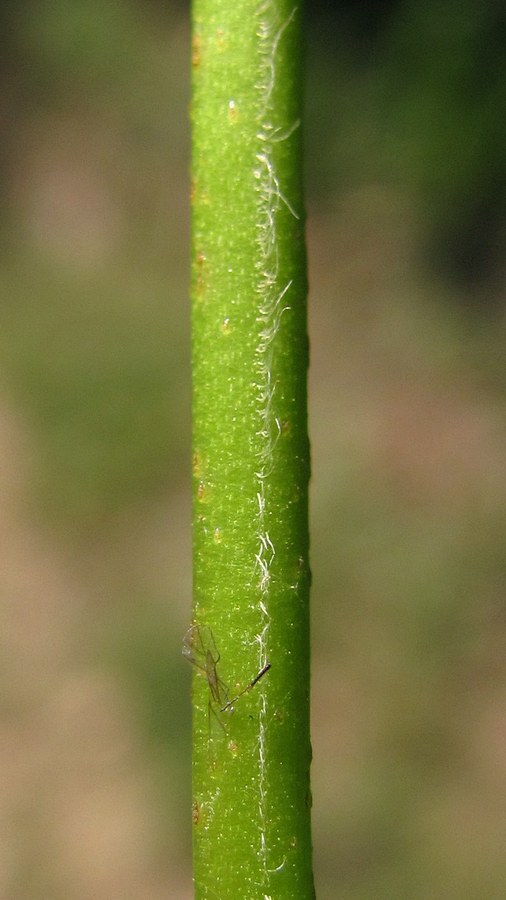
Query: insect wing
182 623 215 671
182 624 229 708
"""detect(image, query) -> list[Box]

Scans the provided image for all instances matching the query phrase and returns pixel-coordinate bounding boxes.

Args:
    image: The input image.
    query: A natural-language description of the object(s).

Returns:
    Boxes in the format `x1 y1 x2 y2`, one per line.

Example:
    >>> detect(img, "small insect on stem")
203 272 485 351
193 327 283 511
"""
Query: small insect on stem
182 624 229 731
220 662 272 712
183 624 272 726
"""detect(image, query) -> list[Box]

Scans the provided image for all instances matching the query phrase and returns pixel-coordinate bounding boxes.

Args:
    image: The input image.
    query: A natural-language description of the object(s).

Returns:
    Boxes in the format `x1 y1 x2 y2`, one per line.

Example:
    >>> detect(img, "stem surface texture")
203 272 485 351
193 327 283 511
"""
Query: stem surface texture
190 1 313 896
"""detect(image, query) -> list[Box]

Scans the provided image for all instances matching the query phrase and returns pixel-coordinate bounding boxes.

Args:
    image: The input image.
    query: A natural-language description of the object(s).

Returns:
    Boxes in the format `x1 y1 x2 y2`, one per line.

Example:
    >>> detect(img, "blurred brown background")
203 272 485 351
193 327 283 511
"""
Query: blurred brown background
0 1 505 897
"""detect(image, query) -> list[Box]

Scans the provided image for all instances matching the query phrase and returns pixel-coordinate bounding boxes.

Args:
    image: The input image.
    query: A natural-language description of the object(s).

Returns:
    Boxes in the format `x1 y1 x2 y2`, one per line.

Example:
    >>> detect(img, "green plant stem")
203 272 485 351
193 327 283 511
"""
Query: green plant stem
190 0 313 896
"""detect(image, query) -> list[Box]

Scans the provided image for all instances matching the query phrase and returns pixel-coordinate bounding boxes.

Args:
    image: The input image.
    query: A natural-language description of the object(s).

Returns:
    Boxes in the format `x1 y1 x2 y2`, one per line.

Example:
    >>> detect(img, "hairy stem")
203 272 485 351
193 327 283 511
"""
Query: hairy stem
190 1 313 896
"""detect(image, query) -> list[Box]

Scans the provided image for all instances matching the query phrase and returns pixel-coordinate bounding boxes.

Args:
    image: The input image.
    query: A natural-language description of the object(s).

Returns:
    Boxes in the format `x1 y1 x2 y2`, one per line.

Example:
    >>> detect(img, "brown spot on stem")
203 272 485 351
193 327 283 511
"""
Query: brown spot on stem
195 251 207 297
191 34 202 67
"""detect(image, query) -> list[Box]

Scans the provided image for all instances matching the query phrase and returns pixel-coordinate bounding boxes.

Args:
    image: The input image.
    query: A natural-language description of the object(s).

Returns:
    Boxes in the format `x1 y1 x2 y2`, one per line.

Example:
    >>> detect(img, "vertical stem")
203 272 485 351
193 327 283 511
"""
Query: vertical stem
190 1 313 897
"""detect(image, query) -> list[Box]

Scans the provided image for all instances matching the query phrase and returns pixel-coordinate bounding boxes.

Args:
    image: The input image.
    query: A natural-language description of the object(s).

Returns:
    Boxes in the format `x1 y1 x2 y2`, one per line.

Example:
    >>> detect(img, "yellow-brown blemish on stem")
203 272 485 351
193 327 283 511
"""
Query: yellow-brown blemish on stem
228 99 239 123
215 27 227 51
195 251 207 297
192 449 206 479
191 33 202 67
197 481 211 503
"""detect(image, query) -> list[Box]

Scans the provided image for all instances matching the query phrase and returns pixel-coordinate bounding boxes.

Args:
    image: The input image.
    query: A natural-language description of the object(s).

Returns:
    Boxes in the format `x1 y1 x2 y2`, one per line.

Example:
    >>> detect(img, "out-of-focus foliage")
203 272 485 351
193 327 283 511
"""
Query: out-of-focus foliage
1 0 189 529
0 1 505 898
308 0 506 293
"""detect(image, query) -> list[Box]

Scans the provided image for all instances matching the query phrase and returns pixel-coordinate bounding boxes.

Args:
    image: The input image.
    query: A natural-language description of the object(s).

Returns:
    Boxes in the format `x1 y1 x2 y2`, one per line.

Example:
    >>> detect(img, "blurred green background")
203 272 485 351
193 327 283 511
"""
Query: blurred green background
0 1 505 897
